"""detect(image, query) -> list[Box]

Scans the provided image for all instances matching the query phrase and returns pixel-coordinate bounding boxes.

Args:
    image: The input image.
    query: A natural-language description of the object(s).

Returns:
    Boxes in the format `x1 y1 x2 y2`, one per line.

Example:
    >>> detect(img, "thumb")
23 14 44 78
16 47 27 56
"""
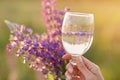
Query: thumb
82 56 104 80
82 56 100 74
75 56 92 77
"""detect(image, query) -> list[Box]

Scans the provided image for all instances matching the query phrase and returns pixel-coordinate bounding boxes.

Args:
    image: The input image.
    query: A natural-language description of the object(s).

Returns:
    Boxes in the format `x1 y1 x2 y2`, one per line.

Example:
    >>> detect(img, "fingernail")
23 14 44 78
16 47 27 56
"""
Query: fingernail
68 67 73 73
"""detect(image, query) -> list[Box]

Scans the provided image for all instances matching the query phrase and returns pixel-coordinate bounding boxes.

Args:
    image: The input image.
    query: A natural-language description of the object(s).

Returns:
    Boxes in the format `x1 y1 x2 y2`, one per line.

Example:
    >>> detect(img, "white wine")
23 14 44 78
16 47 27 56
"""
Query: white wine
62 31 93 56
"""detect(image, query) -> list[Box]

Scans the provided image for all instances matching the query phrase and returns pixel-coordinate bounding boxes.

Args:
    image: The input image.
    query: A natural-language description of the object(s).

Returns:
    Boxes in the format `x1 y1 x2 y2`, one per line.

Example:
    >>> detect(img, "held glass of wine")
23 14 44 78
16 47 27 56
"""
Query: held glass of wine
62 12 94 64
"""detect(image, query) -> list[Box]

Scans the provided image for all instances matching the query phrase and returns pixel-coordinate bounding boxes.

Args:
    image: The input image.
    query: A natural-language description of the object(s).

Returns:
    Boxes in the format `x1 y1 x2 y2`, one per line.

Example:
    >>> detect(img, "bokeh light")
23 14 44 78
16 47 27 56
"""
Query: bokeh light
0 0 120 80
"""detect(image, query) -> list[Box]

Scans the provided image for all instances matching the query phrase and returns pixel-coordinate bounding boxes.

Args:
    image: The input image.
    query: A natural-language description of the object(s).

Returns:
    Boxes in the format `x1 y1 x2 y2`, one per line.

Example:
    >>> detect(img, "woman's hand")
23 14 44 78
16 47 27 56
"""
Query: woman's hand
62 54 104 80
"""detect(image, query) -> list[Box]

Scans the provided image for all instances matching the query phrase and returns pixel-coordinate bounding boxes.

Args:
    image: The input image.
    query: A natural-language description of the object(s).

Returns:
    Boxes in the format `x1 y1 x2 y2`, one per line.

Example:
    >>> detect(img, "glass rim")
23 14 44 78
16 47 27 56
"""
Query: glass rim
65 12 94 17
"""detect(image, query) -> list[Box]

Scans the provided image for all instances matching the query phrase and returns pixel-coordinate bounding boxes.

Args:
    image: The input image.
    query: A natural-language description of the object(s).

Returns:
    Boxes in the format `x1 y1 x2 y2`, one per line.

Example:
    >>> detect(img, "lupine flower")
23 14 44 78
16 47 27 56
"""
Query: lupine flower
6 0 70 80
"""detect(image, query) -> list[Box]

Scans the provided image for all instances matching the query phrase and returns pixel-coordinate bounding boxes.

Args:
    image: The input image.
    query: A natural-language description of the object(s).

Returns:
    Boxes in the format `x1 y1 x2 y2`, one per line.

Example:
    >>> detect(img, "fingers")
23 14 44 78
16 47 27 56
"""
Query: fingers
65 71 71 80
66 63 82 76
75 56 92 77
62 54 72 60
64 55 93 77
66 63 73 73
65 55 104 80
65 71 81 80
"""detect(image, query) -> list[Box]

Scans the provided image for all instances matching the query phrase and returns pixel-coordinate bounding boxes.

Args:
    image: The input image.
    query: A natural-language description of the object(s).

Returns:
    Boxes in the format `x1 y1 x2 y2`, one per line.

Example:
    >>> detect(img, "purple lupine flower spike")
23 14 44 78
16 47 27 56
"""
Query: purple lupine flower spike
6 0 70 79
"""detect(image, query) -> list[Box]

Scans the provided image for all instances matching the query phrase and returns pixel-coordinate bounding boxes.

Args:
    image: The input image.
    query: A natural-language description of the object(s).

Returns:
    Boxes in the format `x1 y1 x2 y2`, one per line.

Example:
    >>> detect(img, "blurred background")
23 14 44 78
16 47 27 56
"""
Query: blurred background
0 0 120 80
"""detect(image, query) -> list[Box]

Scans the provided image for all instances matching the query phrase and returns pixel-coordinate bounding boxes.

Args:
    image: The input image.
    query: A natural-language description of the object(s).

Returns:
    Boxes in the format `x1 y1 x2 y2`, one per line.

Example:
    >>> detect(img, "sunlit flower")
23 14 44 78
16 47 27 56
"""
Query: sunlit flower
6 0 70 79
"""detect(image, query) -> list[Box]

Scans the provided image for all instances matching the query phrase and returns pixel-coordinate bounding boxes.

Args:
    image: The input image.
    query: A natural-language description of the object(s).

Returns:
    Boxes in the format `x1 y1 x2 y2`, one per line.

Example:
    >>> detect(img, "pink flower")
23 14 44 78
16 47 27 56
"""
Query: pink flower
6 0 70 79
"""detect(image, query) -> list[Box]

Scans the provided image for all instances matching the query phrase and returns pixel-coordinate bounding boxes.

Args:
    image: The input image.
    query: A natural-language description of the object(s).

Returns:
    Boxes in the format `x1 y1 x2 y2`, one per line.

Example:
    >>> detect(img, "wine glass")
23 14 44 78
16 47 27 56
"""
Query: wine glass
62 12 94 64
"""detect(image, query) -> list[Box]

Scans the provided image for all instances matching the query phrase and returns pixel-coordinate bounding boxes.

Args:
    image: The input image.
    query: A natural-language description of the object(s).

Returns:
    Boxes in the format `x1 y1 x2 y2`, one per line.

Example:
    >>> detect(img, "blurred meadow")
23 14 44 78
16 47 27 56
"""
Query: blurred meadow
0 0 120 80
